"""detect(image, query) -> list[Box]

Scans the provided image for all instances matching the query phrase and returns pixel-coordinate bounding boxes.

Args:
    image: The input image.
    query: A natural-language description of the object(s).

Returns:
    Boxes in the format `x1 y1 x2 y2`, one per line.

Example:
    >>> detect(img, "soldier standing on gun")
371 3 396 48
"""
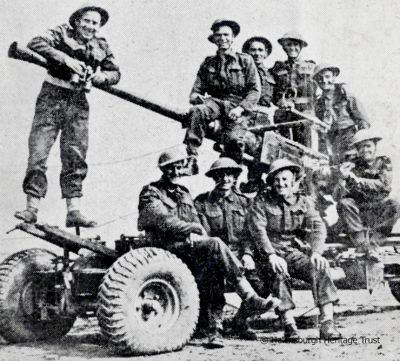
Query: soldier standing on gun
313 63 370 164
247 159 341 341
195 158 269 341
337 129 400 261
183 19 261 169
270 32 316 145
15 5 121 227
138 149 280 349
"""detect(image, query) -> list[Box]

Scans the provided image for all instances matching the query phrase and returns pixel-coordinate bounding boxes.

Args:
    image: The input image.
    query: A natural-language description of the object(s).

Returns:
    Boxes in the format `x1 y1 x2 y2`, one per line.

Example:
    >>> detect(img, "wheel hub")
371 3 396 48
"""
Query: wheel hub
135 278 180 332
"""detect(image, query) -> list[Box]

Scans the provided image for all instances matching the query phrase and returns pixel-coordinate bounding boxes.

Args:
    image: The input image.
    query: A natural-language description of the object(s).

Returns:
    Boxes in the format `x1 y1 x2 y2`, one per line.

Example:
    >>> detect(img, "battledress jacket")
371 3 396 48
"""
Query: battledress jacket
190 50 261 111
341 156 392 204
315 84 370 131
28 23 120 85
247 191 327 256
138 178 204 245
194 190 253 256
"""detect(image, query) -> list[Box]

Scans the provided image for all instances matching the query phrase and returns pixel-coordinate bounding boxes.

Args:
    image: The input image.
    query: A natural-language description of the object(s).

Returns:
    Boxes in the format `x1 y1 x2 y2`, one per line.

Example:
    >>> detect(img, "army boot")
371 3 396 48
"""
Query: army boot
204 308 224 349
236 277 281 313
15 195 40 223
14 207 38 223
65 198 97 228
226 304 258 340
320 320 341 340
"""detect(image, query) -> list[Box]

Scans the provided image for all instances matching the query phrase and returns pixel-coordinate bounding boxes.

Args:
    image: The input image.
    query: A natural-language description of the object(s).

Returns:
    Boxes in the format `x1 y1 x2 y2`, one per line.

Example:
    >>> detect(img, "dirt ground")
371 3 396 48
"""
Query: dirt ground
0 288 399 361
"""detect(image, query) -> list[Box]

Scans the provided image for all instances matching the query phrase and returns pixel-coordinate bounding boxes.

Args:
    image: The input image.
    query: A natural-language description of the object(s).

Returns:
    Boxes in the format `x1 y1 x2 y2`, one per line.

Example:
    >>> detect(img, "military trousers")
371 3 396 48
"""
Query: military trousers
337 197 400 238
183 98 258 163
167 237 244 309
256 247 339 312
23 82 89 199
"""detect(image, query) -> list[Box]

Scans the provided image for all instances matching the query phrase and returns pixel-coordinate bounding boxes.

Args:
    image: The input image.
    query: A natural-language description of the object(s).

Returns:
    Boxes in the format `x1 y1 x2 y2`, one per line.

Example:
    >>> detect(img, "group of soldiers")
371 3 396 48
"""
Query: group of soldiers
11 4 400 350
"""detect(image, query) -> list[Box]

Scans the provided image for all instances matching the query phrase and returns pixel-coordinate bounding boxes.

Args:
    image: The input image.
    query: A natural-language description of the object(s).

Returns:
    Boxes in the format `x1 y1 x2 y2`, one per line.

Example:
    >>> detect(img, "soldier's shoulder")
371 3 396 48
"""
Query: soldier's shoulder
194 191 210 204
376 155 392 167
236 52 253 61
300 194 318 210
303 59 316 64
95 36 111 50
139 181 162 198
233 189 251 203
270 60 286 71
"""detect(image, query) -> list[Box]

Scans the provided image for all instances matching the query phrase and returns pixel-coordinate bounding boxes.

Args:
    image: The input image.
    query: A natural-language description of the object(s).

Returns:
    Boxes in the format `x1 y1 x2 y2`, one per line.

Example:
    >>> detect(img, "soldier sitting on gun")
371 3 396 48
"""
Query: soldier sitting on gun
337 129 400 261
195 158 269 341
270 32 317 145
313 63 370 164
138 148 280 349
247 159 341 341
183 19 261 169
14 4 120 227
241 36 276 192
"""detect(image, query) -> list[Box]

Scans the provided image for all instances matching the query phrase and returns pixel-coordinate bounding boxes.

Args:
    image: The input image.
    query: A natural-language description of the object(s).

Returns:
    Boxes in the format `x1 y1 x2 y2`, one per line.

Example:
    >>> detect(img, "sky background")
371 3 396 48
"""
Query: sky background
1 0 400 254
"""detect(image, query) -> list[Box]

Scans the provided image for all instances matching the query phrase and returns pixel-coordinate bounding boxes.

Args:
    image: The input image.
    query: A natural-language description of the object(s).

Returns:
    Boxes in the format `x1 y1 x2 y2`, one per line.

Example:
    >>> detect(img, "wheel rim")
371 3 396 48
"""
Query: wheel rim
134 278 180 333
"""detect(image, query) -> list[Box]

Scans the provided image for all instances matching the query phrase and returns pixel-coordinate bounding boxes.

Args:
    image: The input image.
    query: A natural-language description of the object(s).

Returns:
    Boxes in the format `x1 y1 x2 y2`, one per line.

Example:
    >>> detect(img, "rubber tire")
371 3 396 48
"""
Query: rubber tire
97 247 199 355
0 248 76 342
389 281 400 303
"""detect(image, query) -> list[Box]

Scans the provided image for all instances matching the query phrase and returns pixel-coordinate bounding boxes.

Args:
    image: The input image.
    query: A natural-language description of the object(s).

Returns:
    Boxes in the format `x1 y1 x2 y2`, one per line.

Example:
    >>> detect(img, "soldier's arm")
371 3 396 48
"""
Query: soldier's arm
97 40 121 85
27 25 71 65
246 196 276 255
138 186 204 237
189 61 208 104
239 56 261 111
347 157 392 195
347 95 370 130
193 197 211 235
304 198 327 254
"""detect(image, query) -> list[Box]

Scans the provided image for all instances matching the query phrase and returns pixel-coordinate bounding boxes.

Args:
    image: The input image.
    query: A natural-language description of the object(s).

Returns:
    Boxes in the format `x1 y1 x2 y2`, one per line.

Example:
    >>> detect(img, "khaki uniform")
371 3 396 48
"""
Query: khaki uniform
257 64 275 107
24 24 120 199
138 178 246 315
270 58 316 144
184 50 260 160
247 191 338 311
337 156 400 243
315 84 370 162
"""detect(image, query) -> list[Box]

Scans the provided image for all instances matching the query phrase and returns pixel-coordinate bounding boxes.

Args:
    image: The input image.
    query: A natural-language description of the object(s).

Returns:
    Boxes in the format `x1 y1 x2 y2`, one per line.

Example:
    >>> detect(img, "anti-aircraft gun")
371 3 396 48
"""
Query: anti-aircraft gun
3 42 400 356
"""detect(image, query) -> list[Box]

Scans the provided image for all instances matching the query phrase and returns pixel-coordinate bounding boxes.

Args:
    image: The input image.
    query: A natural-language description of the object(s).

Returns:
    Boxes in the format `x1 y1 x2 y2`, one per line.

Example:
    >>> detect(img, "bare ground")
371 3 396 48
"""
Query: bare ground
0 288 399 361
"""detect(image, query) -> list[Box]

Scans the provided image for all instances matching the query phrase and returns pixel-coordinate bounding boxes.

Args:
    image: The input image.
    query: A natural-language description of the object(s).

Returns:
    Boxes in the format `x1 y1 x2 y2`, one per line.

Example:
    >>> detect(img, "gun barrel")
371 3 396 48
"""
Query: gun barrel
16 223 118 259
8 42 187 124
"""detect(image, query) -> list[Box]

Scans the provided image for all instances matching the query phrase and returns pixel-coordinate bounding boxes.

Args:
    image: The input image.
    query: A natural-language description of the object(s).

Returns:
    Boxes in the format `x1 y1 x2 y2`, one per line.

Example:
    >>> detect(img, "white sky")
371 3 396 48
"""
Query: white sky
1 0 400 252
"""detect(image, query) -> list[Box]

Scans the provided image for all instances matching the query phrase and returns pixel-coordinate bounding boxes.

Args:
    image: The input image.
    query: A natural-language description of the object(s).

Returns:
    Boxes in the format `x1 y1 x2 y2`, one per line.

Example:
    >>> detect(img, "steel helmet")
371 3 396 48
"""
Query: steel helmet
351 129 382 147
158 148 189 168
278 31 308 47
205 157 242 177
265 158 301 184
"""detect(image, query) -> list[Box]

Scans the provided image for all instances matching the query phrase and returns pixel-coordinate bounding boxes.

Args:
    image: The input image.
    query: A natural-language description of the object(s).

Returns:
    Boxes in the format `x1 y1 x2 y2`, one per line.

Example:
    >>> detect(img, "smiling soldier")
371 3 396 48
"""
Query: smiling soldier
337 129 400 261
247 159 341 341
313 63 370 163
270 32 316 144
14 4 121 227
183 19 261 169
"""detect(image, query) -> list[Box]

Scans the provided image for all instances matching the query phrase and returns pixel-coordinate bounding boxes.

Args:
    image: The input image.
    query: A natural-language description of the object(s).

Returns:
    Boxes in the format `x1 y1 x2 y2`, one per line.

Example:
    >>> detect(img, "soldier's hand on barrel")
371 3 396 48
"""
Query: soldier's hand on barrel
242 254 255 270
228 106 244 121
64 56 86 76
268 254 288 275
88 66 107 86
311 252 329 271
